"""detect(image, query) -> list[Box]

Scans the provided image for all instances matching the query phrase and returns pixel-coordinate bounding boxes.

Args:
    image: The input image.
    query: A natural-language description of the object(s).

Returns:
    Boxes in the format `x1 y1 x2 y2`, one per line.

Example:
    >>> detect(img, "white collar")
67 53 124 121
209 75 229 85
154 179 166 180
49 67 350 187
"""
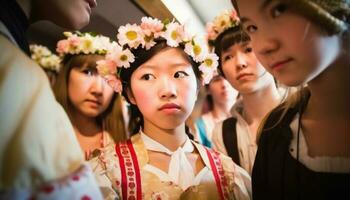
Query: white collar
140 131 194 155
140 130 196 190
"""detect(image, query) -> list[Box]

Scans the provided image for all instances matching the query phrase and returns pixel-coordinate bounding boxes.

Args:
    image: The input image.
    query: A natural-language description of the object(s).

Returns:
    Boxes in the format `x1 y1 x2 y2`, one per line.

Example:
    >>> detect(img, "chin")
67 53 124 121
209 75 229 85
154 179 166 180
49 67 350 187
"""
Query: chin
55 12 90 29
67 16 90 29
158 120 184 130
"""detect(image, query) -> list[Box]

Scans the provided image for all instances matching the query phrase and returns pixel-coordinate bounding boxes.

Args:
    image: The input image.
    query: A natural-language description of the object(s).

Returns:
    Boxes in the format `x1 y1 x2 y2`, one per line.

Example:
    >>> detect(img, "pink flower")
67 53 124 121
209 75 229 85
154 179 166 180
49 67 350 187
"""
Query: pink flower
96 59 117 76
56 40 70 54
104 75 123 93
140 17 164 38
206 22 217 40
231 9 239 21
68 35 81 47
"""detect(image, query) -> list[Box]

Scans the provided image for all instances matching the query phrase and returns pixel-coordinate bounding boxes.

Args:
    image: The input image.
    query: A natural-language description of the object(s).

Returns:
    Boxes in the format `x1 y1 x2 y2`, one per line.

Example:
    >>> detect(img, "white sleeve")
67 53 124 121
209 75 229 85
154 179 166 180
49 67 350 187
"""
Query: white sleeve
233 164 252 200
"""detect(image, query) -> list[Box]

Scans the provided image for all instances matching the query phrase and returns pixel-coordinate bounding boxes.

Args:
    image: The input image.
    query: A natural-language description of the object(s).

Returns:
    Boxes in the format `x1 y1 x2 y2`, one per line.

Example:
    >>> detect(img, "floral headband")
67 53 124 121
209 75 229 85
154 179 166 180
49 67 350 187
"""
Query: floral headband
96 17 219 93
56 32 115 57
206 9 240 47
30 44 61 72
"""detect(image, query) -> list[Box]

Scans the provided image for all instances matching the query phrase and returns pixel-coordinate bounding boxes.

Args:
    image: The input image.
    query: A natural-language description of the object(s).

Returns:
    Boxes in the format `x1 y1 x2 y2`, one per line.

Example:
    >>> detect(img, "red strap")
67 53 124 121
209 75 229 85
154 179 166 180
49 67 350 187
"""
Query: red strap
205 148 227 200
115 140 142 200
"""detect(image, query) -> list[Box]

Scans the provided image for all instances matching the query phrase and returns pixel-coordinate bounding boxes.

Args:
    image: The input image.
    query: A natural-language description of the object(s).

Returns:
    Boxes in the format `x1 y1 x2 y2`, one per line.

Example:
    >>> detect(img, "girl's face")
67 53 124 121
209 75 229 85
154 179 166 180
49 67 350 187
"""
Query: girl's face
208 75 237 106
236 0 343 86
128 48 198 130
221 41 275 94
68 56 114 118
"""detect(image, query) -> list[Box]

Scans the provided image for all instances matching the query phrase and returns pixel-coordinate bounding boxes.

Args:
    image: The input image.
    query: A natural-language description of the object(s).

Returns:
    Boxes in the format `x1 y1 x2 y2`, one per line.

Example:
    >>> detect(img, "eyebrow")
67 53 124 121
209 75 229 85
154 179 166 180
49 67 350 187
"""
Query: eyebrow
142 62 191 69
260 0 273 10
240 0 273 24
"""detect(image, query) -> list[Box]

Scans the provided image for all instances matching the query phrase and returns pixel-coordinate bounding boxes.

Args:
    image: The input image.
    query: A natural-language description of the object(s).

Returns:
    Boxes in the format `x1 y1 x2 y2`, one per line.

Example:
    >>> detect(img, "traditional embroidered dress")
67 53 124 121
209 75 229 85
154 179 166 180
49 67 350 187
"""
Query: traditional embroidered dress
92 132 252 200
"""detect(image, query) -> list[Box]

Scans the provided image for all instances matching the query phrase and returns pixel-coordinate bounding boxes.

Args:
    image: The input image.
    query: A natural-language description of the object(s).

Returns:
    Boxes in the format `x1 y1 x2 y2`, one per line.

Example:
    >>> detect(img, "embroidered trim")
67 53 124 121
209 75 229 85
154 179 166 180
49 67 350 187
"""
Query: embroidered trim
115 140 142 200
205 148 228 200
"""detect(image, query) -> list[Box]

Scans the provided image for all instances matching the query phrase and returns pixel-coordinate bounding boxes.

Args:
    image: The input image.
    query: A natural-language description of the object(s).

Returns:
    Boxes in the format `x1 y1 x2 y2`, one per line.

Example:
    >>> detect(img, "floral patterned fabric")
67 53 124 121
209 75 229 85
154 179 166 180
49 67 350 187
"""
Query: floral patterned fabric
91 133 252 200
0 164 103 200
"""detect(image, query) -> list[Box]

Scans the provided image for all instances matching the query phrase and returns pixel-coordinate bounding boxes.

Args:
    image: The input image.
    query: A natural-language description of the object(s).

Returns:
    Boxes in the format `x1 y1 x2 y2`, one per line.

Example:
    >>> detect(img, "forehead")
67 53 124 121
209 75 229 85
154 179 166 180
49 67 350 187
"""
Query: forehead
139 48 191 69
236 0 271 21
222 41 249 53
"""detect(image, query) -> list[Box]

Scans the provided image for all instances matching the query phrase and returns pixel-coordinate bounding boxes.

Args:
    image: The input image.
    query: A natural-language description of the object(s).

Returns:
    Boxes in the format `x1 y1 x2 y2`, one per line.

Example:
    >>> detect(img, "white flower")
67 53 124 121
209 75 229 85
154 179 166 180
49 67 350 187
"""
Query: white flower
184 37 208 62
163 22 184 47
30 44 62 72
118 49 135 68
206 9 240 43
143 35 157 50
117 24 144 48
79 34 94 54
56 32 114 57
198 53 219 84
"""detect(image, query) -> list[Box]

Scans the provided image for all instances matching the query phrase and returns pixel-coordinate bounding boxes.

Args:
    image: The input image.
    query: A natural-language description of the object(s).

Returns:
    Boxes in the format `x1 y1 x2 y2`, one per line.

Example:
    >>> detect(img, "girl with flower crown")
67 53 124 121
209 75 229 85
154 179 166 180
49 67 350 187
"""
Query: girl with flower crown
53 32 127 163
207 9 282 175
95 17 252 200
235 0 350 199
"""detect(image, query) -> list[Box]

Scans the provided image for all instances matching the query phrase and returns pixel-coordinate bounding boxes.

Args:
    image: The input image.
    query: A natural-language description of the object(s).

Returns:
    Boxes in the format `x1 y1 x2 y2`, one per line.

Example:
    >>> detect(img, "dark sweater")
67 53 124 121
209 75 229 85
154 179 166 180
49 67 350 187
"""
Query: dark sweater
252 91 350 200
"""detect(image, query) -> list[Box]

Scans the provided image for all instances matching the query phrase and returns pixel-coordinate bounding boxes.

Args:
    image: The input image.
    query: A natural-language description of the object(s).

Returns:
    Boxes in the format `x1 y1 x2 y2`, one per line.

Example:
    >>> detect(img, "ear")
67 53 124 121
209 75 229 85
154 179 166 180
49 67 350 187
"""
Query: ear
126 87 137 105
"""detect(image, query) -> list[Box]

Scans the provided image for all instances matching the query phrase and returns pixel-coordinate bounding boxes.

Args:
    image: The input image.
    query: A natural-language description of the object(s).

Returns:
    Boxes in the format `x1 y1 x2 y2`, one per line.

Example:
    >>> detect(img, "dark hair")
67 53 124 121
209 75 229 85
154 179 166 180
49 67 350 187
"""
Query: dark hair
119 40 202 134
214 25 250 76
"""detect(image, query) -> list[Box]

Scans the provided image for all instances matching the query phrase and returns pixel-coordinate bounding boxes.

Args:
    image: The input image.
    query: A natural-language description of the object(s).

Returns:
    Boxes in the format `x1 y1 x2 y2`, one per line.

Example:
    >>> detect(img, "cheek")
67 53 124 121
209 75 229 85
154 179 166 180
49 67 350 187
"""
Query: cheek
222 63 238 87
181 78 198 108
130 83 154 111
102 87 115 106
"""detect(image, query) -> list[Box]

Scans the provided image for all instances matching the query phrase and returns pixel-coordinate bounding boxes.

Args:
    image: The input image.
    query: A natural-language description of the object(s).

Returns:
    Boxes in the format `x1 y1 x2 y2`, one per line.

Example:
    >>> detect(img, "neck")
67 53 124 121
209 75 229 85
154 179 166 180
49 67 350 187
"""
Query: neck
69 110 101 137
306 54 350 119
241 84 281 124
16 0 31 19
143 120 187 152
211 101 233 121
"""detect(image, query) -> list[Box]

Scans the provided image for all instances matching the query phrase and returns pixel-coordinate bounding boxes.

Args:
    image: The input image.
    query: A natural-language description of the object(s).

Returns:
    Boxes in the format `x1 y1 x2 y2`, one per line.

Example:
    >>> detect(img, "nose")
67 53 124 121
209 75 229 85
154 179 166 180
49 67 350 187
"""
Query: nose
158 77 177 99
253 30 280 57
234 52 248 70
91 75 105 96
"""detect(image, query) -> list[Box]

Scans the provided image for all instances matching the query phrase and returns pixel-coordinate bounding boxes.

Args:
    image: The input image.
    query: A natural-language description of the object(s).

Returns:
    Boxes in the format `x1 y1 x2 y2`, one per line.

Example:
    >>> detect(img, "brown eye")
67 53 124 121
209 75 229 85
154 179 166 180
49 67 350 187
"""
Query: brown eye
271 3 287 18
174 71 188 78
245 47 253 53
223 55 233 62
246 25 257 34
82 68 96 77
141 74 155 80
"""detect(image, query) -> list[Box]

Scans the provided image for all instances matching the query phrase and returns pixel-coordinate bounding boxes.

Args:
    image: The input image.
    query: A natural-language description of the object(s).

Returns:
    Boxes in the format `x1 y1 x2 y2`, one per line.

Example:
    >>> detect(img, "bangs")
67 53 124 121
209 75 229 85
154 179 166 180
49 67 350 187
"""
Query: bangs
64 54 104 70
216 26 251 53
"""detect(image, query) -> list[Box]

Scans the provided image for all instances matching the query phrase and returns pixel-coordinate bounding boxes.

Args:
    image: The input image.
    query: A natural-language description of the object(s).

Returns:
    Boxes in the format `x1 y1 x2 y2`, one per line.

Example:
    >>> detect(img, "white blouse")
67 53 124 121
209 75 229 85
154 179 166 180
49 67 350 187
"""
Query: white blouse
211 100 257 175
289 114 350 173
141 132 210 190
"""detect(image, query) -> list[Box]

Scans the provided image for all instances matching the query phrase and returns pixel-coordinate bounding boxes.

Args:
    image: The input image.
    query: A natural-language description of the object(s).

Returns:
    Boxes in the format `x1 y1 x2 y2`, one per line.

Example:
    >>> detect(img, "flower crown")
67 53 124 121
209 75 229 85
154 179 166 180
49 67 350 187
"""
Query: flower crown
30 44 61 72
56 32 115 57
96 17 219 93
206 9 240 46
